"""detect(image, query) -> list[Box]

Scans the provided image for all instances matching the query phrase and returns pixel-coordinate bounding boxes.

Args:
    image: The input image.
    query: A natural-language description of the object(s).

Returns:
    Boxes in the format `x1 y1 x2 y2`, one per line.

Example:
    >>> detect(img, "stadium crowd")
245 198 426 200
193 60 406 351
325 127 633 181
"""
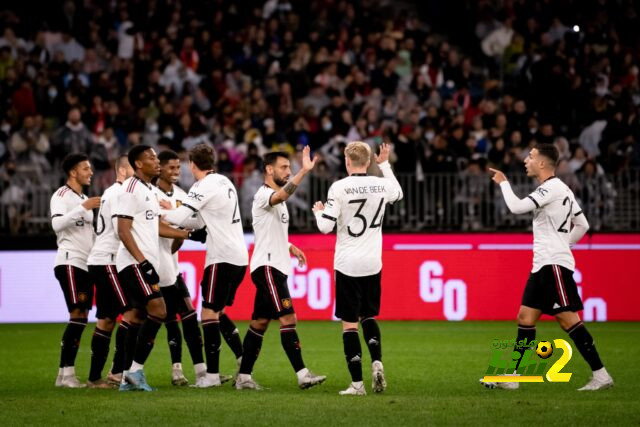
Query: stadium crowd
0 0 639 234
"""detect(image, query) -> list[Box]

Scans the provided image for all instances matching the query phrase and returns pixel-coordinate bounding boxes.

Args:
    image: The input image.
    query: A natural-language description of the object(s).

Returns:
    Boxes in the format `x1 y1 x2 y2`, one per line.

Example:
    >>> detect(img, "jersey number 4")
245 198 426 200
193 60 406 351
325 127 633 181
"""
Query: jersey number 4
347 198 385 237
557 196 573 233
228 188 240 224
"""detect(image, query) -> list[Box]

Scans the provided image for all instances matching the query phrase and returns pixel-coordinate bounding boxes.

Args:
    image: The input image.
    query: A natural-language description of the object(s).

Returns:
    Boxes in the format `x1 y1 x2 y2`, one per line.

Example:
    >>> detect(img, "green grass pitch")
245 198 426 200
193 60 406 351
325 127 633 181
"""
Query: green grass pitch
0 321 638 426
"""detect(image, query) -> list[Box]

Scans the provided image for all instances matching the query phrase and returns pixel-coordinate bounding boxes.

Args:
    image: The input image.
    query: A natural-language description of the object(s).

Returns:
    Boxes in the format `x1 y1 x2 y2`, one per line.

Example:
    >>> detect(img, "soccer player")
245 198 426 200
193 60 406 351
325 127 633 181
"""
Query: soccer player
484 143 613 391
162 144 249 388
86 154 134 388
234 147 326 390
116 145 203 391
313 142 403 396
153 149 206 386
51 153 101 388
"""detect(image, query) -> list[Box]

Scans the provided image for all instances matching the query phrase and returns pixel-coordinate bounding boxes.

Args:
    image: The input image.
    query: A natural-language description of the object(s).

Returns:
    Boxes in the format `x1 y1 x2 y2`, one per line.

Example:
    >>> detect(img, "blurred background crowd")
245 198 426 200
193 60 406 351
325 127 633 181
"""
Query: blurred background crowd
1 0 639 235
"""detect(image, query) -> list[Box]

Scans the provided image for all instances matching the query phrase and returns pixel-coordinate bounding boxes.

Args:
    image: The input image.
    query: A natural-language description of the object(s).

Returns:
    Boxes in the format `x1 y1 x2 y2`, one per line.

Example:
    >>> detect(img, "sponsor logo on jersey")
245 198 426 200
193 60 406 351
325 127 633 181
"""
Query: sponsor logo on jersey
536 187 549 197
189 191 204 201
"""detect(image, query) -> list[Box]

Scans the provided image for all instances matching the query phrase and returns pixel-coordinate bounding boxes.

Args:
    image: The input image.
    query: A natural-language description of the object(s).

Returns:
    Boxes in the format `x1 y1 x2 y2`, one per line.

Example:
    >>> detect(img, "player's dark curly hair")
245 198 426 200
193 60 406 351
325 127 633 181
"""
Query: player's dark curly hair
535 143 559 167
61 153 89 175
127 144 153 170
263 151 289 170
158 149 180 165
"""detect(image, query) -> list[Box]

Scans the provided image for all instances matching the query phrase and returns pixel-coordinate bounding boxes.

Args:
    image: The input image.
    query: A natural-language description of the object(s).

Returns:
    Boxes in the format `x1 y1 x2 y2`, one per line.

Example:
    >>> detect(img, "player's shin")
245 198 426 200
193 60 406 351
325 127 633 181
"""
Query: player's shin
361 317 382 362
343 328 363 382
88 327 112 381
202 319 221 374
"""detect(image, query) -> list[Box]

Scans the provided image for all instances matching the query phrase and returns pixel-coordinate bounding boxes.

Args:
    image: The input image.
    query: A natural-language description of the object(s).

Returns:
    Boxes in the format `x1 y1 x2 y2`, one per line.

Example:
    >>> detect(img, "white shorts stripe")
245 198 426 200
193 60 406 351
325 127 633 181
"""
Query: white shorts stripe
67 266 77 304
133 265 152 296
107 265 127 306
265 267 282 312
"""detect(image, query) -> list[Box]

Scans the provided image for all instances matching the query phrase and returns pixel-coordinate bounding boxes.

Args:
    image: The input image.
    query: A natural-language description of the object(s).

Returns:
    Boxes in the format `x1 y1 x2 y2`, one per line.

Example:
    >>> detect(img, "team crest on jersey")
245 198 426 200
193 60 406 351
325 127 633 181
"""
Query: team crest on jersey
281 213 289 223
535 187 549 197
176 200 182 207
282 298 292 309
326 198 334 207
145 210 155 220
78 292 87 302
75 219 85 226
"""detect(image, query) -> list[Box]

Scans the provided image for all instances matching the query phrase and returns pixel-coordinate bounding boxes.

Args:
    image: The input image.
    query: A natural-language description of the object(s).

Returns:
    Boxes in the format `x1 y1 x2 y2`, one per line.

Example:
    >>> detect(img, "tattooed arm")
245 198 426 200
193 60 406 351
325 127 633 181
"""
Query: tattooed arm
269 146 317 206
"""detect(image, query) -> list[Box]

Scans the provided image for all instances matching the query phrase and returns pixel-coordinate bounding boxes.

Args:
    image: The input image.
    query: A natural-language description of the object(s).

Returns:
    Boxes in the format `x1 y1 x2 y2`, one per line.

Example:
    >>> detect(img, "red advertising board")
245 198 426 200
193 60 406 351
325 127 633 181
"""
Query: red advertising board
178 234 640 321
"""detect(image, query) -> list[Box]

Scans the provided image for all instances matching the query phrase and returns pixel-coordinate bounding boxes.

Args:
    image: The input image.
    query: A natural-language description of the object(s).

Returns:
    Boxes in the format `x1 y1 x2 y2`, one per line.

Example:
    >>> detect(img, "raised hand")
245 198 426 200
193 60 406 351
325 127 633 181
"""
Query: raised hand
82 197 101 210
312 201 325 213
375 142 391 164
301 145 318 172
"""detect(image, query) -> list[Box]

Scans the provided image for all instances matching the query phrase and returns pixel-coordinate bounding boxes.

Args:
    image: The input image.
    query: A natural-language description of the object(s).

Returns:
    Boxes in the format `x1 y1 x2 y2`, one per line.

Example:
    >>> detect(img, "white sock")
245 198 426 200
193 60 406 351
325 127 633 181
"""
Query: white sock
237 373 251 382
352 381 364 388
194 363 206 375
172 362 183 370
63 366 75 376
593 367 609 379
58 367 64 376
121 371 128 384
296 367 309 381
129 361 144 373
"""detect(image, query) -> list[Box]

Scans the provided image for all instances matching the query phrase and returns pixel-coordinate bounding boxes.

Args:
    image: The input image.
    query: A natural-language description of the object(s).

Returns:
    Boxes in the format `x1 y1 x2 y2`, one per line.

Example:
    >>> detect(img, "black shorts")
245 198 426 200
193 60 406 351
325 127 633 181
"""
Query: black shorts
201 263 247 312
89 265 128 320
54 265 94 312
522 264 583 315
335 270 381 323
161 274 193 320
118 264 163 310
250 266 294 320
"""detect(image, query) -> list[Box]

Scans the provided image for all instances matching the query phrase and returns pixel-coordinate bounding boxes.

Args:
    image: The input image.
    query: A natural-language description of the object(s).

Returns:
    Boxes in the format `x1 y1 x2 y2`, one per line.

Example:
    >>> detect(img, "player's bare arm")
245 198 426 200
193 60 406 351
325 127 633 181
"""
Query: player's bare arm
289 243 307 267
269 146 317 206
118 217 147 263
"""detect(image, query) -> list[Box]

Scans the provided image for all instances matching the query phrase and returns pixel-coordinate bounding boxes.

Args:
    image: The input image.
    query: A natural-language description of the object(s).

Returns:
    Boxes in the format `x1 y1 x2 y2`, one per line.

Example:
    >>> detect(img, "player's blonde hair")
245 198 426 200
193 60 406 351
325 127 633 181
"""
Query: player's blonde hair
345 141 371 167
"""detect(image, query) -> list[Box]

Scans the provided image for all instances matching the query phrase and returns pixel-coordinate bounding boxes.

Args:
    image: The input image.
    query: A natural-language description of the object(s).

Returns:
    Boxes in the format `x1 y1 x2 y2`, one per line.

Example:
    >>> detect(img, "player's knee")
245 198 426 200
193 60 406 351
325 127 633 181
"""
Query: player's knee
342 321 359 331
148 299 167 320
280 313 297 326
251 318 269 331
517 310 535 326
98 318 116 332
69 308 87 319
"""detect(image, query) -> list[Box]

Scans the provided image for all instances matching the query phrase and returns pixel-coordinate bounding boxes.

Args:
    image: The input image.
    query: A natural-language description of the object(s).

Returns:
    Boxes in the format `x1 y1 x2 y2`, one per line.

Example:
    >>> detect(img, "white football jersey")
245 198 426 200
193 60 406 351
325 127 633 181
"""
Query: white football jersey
50 185 95 270
250 185 291 275
315 161 403 276
88 182 122 266
170 173 249 268
154 183 188 287
115 176 160 272
526 177 584 272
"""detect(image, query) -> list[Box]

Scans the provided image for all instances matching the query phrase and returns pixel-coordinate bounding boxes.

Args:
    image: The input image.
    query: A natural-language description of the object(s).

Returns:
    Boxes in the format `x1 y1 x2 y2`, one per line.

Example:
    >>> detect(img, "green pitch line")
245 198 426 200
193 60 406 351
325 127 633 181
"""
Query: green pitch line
0 321 637 426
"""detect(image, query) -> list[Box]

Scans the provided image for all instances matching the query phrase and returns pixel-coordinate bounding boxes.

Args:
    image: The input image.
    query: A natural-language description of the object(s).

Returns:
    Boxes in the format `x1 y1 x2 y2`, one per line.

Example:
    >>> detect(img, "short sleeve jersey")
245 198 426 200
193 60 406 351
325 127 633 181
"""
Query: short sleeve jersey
321 173 402 276
154 183 187 287
50 185 95 270
182 173 249 268
115 176 160 272
527 176 584 272
88 182 122 266
250 185 291 276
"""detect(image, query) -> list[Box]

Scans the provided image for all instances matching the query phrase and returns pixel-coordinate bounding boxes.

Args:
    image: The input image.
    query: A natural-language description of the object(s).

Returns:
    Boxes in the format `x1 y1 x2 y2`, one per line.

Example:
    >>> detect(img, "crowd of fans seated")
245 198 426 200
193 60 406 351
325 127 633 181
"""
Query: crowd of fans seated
0 0 638 234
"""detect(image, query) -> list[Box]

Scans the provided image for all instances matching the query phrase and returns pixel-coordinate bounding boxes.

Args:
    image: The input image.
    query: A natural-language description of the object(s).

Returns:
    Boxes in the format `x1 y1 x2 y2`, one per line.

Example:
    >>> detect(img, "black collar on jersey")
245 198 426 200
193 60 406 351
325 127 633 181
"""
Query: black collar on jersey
543 175 557 183
116 181 123 185
155 184 174 197
206 171 216 176
65 184 85 198
351 173 367 176
132 175 152 190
